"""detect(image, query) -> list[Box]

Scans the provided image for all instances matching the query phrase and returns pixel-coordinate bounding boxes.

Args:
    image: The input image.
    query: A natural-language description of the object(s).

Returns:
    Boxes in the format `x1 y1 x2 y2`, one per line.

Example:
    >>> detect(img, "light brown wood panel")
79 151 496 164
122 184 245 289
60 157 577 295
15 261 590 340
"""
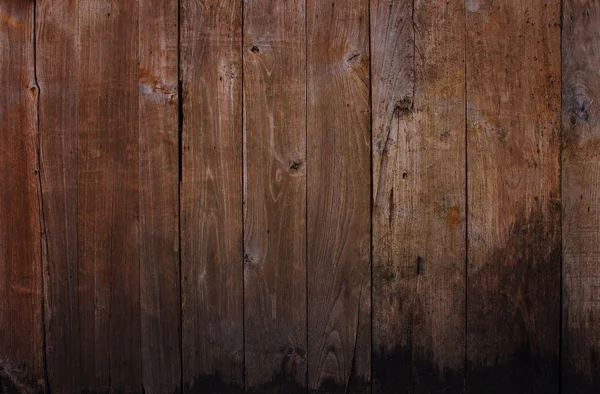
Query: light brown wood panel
306 0 371 391
371 0 466 392
36 0 79 391
139 0 181 392
0 1 45 391
77 0 141 390
243 0 307 392
466 0 561 392
180 0 244 392
562 1 600 392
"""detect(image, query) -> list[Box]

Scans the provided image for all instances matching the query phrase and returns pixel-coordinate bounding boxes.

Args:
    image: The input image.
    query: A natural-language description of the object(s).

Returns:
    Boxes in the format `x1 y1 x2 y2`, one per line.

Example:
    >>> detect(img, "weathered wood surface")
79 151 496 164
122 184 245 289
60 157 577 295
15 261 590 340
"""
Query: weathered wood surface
180 0 244 392
243 0 307 392
466 0 562 392
36 0 78 391
562 1 600 393
139 0 181 393
371 0 466 392
0 1 45 392
3 1 600 392
306 0 371 392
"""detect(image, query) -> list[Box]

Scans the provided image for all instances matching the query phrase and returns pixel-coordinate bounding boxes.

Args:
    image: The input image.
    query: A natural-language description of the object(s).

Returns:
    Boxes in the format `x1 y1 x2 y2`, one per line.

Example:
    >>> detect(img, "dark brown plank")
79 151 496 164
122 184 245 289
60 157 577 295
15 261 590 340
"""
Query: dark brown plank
0 1 45 392
139 0 181 392
562 1 600 393
465 0 561 392
180 0 244 392
243 0 307 392
36 0 79 391
306 0 371 391
371 0 466 392
77 0 141 390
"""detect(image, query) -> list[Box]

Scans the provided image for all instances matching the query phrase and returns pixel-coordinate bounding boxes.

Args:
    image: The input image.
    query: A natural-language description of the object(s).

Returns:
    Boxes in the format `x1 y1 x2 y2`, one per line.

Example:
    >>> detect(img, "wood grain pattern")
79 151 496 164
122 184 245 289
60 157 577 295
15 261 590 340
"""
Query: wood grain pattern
371 0 466 392
139 0 181 392
0 1 45 392
243 0 307 392
36 0 79 391
562 1 600 392
466 0 561 392
306 0 371 391
180 0 244 392
77 0 141 390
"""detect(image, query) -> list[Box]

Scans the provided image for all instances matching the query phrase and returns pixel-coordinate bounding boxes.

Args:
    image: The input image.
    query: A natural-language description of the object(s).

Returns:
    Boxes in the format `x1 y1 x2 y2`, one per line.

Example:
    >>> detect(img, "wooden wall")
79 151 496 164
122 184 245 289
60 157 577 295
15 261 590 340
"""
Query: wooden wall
0 0 598 393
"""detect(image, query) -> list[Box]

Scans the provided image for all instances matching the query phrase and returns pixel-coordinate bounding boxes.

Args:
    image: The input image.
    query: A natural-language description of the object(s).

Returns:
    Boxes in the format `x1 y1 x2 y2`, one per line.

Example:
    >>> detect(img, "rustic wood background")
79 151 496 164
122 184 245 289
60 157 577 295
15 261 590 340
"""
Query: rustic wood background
0 0 597 392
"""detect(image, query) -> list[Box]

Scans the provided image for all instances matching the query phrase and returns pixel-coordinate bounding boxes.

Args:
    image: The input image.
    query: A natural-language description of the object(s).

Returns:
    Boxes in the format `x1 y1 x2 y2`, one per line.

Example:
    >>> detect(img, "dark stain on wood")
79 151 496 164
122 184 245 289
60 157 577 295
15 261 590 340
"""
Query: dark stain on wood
372 346 463 394
467 207 561 393
467 344 559 394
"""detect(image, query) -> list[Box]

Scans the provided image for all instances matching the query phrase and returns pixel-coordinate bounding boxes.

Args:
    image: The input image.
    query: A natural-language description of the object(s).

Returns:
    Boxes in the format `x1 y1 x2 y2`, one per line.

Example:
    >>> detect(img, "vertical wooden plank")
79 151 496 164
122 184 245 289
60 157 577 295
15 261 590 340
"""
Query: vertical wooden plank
306 0 371 391
243 0 307 392
466 0 561 392
562 1 600 392
139 0 181 392
371 0 466 392
77 0 141 391
36 0 79 391
0 1 45 392
180 0 244 392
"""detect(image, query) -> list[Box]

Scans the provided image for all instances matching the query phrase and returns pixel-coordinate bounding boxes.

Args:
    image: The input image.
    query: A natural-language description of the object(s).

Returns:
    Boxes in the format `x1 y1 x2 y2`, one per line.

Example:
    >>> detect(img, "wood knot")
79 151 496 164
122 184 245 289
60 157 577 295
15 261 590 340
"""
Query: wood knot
570 100 591 125
417 256 423 275
280 344 306 358
393 97 413 117
345 52 362 67
289 160 302 171
250 45 260 54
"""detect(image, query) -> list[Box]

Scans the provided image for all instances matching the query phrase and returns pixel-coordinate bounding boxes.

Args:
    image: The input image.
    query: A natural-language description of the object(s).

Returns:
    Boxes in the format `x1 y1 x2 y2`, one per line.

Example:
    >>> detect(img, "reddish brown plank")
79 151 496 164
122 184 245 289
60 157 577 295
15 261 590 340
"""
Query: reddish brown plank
77 0 141 390
138 1 181 392
465 0 561 392
0 1 45 392
306 0 371 391
562 1 600 393
138 0 181 392
36 0 79 391
180 0 244 392
371 0 466 392
243 0 307 392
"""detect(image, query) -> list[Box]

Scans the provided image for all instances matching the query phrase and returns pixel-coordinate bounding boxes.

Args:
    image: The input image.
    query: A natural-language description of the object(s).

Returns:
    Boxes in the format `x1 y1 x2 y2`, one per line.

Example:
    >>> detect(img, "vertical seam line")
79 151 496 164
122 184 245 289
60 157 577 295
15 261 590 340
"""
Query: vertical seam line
33 0 51 391
177 0 184 391
463 0 469 391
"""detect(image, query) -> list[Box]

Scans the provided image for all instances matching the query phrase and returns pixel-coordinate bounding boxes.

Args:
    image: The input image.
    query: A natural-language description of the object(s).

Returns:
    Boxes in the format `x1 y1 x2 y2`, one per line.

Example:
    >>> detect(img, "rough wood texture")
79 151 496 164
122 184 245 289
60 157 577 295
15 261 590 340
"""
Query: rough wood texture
466 0 561 392
77 0 141 390
243 0 307 392
139 0 181 393
562 1 600 392
371 0 466 392
0 1 46 392
306 0 371 391
180 1 244 392
36 0 79 391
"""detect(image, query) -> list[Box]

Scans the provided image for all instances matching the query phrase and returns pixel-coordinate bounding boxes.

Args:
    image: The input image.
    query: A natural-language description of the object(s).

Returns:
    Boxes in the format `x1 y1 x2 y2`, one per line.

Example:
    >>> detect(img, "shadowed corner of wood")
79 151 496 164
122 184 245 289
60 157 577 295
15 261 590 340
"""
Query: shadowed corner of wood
0 359 44 394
